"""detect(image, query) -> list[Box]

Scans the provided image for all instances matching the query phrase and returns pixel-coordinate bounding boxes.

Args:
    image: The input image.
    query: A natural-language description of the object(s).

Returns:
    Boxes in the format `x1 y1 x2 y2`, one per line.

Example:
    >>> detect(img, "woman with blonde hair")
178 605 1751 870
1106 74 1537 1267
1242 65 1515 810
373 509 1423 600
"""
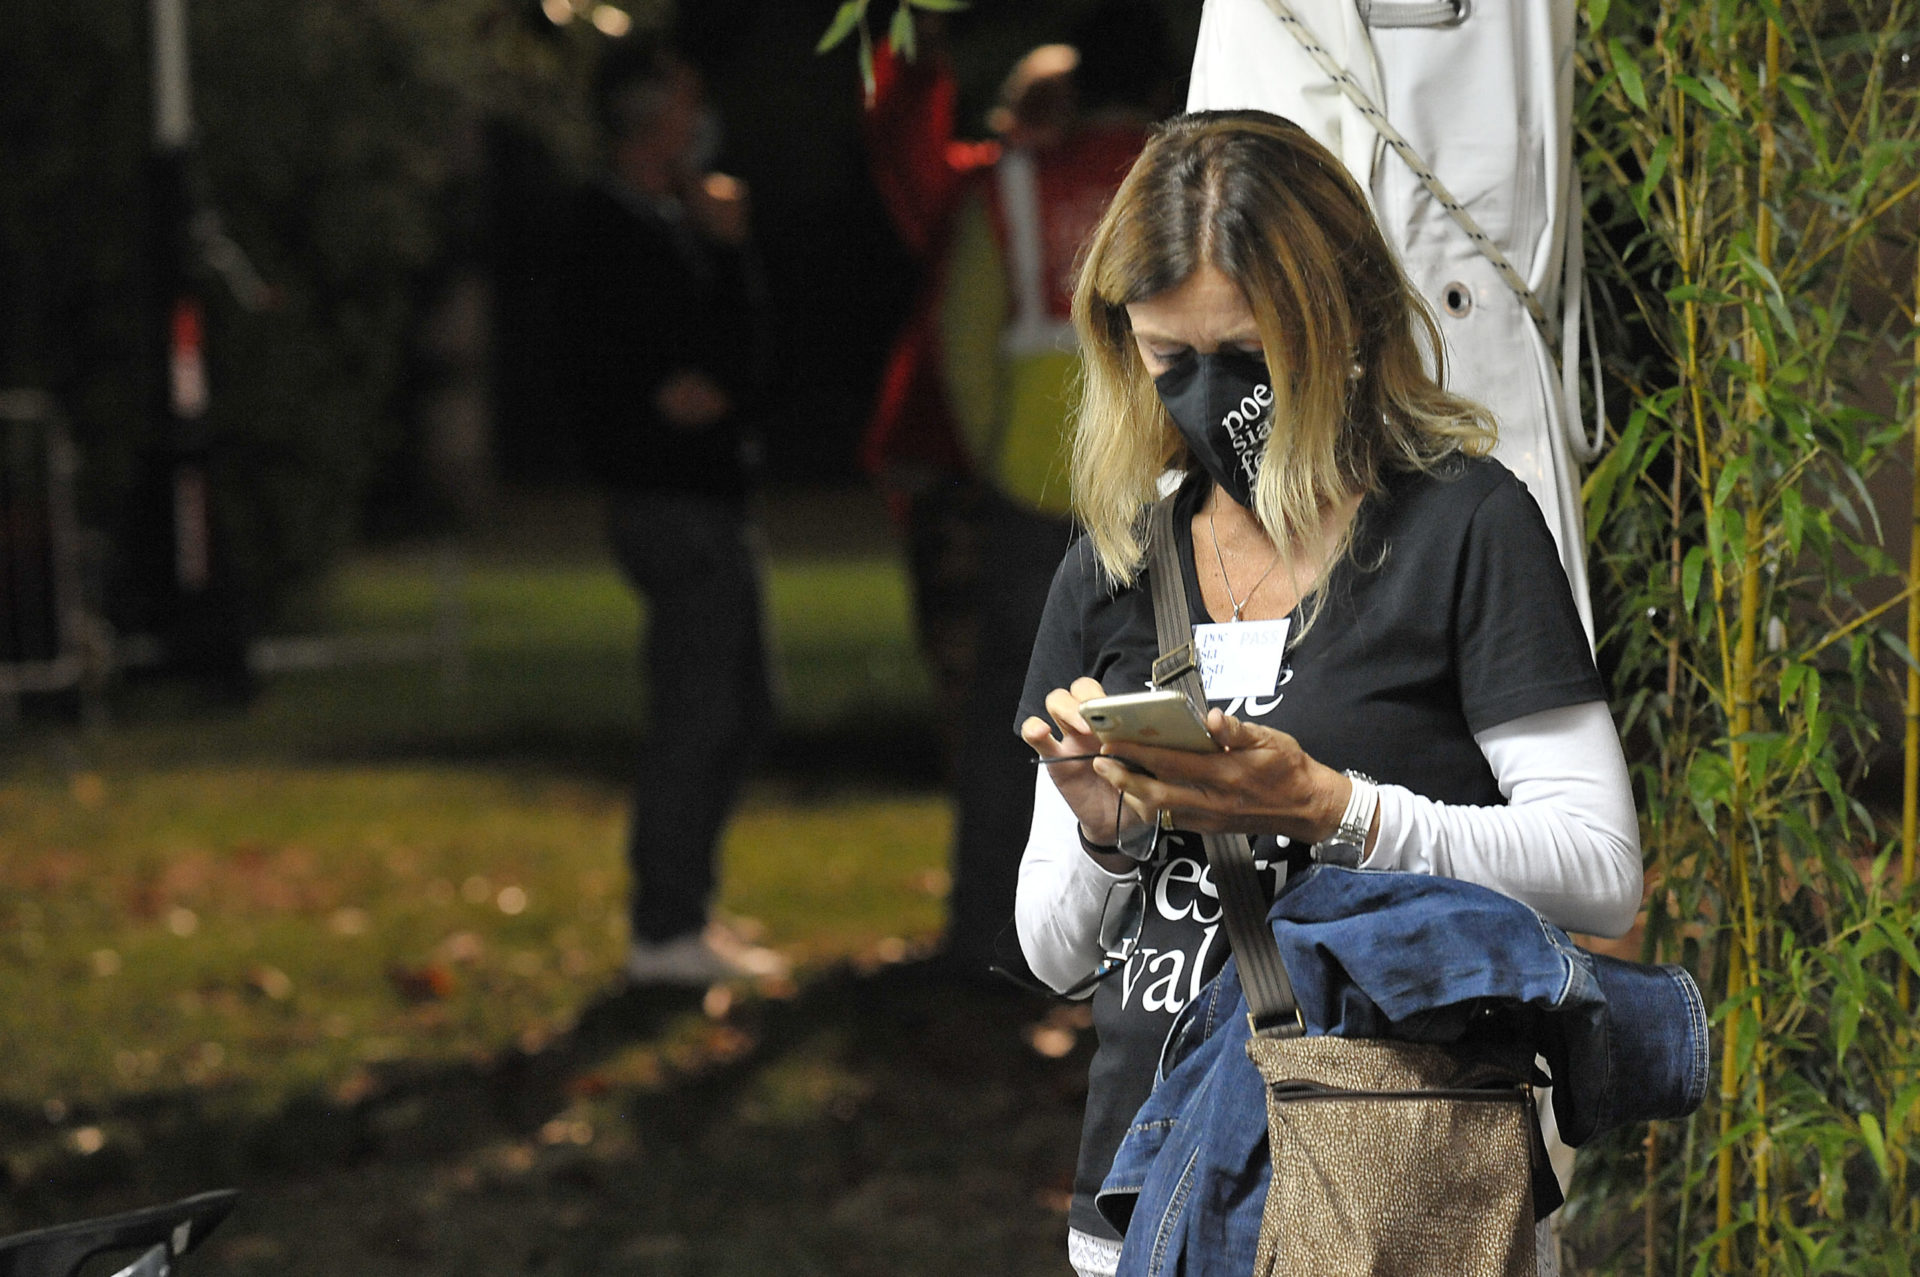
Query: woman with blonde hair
1014 111 1640 1277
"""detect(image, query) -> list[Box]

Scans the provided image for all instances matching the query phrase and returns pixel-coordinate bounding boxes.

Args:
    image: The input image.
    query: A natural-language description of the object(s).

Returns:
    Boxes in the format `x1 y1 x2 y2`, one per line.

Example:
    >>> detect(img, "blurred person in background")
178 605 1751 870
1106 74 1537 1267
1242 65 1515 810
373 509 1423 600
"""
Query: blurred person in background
933 1 1176 981
554 34 785 986
856 15 1001 774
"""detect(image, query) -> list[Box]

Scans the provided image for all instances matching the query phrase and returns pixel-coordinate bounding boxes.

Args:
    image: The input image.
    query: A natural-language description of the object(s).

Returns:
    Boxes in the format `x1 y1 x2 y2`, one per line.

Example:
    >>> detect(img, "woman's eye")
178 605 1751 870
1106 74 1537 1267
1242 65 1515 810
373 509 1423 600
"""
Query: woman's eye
1149 345 1193 365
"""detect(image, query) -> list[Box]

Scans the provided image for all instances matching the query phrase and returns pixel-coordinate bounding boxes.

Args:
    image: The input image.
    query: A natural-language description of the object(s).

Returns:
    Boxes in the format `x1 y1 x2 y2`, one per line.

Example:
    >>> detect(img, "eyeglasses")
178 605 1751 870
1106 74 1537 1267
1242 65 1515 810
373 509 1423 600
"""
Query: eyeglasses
1030 754 1169 864
1115 789 1172 864
1055 877 1147 1000
987 874 1149 1000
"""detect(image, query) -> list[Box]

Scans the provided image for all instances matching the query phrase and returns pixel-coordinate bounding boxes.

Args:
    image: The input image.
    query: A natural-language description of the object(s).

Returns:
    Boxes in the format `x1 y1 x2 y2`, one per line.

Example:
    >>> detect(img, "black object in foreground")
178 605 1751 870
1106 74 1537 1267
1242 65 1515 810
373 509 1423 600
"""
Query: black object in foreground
0 1190 238 1277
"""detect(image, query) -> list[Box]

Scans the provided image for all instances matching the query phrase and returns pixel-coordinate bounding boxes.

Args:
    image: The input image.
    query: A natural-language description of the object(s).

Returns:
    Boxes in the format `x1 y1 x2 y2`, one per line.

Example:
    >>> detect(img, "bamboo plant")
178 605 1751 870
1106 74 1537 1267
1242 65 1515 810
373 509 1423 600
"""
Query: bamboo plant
1573 1 1920 1272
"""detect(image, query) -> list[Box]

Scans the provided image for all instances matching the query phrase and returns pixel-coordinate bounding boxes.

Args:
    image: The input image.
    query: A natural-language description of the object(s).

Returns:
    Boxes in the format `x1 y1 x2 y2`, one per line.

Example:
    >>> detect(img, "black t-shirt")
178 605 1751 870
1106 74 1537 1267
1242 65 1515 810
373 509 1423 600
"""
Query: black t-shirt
1016 456 1605 1240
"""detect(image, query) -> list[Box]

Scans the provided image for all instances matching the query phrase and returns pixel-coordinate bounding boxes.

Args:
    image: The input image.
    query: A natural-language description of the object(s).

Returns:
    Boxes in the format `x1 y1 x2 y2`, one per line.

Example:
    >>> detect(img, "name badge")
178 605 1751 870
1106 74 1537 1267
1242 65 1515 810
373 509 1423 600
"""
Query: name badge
1194 619 1290 701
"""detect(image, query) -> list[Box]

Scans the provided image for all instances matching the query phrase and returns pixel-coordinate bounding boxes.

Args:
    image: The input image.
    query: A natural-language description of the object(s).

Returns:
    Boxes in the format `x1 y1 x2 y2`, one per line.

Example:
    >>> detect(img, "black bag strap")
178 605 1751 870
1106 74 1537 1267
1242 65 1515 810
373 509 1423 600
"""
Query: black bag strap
1145 497 1304 1038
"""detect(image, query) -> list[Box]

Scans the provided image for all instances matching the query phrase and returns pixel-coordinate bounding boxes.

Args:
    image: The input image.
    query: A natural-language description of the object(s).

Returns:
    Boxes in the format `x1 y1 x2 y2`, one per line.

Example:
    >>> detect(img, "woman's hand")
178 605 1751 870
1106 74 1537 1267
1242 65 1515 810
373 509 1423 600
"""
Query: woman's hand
1091 708 1356 848
1020 678 1137 871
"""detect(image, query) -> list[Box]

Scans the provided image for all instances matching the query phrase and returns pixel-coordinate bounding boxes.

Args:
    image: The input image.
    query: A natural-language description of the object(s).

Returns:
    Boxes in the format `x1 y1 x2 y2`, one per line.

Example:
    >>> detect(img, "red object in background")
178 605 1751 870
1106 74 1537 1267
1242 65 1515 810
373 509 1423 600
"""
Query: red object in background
167 295 214 592
863 43 999 258
857 42 998 513
981 122 1145 323
168 295 209 421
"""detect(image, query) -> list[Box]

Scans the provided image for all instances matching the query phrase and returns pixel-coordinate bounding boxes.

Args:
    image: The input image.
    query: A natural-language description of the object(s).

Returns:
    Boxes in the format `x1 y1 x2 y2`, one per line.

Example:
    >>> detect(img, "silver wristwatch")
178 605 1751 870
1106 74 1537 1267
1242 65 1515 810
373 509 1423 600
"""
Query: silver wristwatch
1310 770 1377 869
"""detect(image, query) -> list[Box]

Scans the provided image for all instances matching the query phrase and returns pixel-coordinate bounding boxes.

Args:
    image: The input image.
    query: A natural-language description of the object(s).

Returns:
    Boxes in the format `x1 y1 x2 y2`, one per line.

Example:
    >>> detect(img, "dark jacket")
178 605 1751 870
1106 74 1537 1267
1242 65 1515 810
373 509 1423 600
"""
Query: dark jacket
555 179 769 500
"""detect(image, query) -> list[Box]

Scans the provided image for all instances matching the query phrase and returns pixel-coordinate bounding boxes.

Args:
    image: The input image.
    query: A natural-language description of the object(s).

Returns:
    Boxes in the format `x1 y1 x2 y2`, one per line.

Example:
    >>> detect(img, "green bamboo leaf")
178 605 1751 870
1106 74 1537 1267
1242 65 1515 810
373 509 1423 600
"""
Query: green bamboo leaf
1779 76 1828 161
1831 991 1862 1064
858 25 875 99
1641 135 1674 199
1875 917 1920 979
889 1 914 59
1686 750 1730 831
1586 0 1609 33
906 0 968 11
1890 1079 1920 1139
1773 1216 1821 1266
1581 409 1648 528
816 0 865 53
1859 1112 1890 1181
1734 244 1787 307
1673 74 1738 118
1779 660 1806 705
1608 38 1647 111
1715 502 1746 565
1713 453 1752 508
1779 487 1806 559
1873 629 1920 675
1840 464 1885 543
1701 75 1739 119
1810 727 1842 789
1682 545 1708 615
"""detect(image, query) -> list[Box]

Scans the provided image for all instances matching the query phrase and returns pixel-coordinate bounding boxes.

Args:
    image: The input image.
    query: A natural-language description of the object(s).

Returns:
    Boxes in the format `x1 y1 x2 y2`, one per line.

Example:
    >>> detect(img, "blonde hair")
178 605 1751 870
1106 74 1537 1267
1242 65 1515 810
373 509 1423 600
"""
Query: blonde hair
1070 110 1495 612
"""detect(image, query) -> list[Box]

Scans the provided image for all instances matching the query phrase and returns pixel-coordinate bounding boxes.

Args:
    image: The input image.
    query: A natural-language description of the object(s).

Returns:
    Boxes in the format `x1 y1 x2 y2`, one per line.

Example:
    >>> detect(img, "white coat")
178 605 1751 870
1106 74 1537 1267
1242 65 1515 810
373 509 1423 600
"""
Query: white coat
1188 0 1599 645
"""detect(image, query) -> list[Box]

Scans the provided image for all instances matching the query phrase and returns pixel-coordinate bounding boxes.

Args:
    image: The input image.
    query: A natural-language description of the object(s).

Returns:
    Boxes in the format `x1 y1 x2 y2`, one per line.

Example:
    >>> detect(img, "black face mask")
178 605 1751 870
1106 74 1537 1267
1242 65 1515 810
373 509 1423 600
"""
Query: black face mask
1152 350 1274 509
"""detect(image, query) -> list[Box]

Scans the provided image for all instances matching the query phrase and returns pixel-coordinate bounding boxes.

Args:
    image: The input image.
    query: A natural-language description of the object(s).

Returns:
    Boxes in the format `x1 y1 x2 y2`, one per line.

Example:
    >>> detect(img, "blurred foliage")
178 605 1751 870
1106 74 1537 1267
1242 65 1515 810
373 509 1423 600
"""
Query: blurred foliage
815 0 969 97
0 0 608 631
0 0 1195 636
1569 1 1920 1272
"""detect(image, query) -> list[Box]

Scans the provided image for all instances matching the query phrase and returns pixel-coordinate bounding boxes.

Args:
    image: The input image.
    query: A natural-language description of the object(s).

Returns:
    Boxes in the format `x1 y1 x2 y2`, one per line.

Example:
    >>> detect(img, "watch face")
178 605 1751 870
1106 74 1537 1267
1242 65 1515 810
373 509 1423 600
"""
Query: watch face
1311 838 1362 870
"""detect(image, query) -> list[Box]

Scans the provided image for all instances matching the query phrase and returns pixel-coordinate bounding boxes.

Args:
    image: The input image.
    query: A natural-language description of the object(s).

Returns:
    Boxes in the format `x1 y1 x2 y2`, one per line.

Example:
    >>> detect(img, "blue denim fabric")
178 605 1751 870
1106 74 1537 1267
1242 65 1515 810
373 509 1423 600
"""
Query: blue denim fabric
1096 867 1709 1275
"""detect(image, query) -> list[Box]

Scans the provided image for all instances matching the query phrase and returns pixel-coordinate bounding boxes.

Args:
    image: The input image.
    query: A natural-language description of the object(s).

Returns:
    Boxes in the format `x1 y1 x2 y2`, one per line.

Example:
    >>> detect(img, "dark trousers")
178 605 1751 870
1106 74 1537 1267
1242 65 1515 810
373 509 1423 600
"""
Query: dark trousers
608 489 773 943
945 495 1076 971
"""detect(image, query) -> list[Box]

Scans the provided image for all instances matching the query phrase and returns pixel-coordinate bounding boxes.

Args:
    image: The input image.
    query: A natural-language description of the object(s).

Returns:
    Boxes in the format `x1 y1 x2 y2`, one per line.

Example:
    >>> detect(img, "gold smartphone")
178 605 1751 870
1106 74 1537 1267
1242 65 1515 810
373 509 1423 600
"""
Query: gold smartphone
1078 689 1219 752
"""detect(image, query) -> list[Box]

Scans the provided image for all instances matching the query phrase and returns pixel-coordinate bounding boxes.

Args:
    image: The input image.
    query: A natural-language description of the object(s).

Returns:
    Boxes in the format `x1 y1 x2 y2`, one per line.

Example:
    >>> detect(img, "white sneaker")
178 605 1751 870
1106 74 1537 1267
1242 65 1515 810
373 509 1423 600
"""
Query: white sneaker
623 926 789 986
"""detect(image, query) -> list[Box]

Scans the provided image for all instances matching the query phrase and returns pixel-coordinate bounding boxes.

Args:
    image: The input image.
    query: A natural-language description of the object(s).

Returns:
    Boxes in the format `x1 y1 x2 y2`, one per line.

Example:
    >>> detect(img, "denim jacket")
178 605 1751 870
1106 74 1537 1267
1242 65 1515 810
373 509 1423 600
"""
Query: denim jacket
1096 866 1708 1271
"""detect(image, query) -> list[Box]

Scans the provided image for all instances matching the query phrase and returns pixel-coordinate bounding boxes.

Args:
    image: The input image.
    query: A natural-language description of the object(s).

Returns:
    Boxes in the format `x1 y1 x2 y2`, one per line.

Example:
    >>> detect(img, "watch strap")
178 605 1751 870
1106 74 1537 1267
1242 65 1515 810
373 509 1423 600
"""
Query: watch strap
1311 770 1377 867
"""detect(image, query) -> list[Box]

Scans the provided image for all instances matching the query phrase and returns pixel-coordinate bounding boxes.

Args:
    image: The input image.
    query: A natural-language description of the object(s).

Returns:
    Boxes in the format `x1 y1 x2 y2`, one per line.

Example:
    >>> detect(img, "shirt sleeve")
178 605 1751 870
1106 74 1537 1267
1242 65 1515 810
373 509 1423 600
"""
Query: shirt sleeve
1363 700 1643 937
1453 471 1606 731
1014 545 1140 993
1016 768 1140 994
1016 538 1102 730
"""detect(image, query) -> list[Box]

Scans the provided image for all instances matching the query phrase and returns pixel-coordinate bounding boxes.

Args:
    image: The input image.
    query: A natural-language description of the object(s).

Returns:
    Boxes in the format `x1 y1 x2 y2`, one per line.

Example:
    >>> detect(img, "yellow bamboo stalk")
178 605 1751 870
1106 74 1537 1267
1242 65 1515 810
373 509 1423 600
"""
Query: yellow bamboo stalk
1722 501 1766 1274
1716 942 1743 1272
1717 18 1783 1270
1900 112 1920 1240
1905 207 1920 1018
1645 1124 1660 1277
1683 21 1737 1263
1748 26 1782 1270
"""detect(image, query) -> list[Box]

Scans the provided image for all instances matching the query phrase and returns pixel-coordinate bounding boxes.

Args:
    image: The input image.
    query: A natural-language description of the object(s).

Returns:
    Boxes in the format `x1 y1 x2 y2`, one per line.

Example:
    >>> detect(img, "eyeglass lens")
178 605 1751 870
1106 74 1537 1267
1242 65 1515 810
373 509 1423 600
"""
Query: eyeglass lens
1114 790 1160 861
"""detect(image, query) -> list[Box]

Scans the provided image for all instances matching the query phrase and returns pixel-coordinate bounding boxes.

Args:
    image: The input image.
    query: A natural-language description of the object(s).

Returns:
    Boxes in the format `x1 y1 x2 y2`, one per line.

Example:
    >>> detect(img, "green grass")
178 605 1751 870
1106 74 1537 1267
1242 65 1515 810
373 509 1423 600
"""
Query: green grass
0 766 950 1116
0 494 1090 1275
1 525 947 1115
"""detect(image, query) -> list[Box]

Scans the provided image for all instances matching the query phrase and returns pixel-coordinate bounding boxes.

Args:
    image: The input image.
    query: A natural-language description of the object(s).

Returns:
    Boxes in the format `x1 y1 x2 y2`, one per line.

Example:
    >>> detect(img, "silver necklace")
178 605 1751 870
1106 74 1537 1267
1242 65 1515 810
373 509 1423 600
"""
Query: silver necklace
1207 507 1281 623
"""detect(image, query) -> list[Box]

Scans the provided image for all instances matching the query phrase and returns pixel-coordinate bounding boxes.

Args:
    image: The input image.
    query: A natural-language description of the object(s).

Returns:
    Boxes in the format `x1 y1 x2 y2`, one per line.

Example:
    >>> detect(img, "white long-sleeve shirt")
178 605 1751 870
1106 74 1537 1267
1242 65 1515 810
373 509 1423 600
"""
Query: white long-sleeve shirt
1016 700 1641 995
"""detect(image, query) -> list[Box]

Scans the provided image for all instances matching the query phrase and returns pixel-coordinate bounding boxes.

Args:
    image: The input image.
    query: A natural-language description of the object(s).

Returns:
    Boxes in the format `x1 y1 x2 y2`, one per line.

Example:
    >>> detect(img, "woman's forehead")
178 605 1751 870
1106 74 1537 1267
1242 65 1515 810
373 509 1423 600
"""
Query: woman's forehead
1124 263 1257 338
